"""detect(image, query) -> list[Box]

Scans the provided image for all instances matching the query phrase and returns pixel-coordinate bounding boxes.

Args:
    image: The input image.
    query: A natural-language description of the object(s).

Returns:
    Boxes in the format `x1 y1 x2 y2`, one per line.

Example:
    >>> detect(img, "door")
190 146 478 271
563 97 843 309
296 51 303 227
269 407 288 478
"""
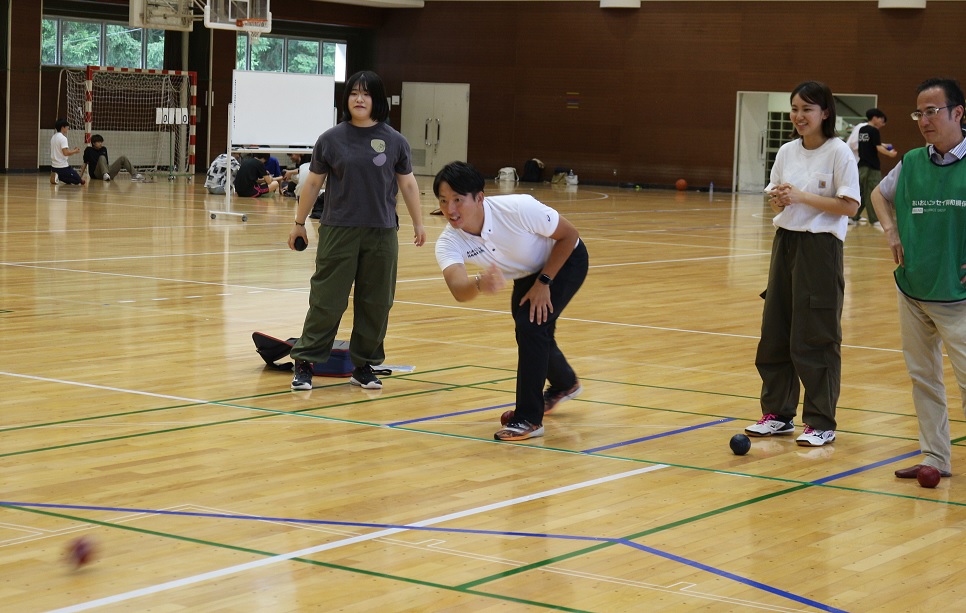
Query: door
401 82 470 176
733 92 769 193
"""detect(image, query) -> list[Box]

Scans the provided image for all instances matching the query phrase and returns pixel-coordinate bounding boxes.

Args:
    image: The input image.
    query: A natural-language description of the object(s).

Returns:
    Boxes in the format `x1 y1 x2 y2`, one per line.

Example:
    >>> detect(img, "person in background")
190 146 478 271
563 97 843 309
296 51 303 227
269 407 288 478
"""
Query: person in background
234 152 279 198
49 119 84 185
83 134 142 182
852 108 898 228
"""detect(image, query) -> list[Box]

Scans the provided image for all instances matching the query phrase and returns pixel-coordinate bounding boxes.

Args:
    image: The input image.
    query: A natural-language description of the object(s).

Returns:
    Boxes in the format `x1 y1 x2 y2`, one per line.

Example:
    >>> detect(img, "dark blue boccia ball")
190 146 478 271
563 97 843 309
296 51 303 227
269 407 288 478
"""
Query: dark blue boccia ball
730 433 751 456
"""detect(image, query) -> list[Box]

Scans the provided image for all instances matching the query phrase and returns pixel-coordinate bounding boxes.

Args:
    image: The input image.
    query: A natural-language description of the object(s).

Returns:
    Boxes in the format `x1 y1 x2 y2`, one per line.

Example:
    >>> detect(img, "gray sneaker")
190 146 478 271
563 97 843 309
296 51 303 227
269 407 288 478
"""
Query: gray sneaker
745 413 795 436
796 426 836 447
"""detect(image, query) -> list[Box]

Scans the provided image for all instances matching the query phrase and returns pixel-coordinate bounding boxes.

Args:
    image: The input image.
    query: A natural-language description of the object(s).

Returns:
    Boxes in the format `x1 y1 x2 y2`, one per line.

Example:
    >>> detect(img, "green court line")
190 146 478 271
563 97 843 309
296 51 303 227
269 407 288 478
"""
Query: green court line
1 504 591 613
457 484 813 590
2 381 953 508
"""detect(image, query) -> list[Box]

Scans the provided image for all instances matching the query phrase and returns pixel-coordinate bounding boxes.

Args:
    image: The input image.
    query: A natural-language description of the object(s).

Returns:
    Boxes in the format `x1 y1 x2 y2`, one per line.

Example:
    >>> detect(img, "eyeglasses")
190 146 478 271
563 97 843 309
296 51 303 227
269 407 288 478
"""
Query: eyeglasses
911 105 953 121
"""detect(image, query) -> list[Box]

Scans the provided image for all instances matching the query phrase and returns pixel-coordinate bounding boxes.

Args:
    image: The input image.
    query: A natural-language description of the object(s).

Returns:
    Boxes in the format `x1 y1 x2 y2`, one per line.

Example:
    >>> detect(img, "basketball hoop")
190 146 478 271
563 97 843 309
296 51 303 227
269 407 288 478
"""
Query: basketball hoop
237 18 268 43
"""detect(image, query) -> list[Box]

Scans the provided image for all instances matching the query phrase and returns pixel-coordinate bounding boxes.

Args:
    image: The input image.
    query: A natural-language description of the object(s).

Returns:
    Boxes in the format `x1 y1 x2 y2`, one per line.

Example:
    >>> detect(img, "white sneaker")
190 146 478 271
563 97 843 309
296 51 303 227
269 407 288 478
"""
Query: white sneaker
103 173 111 181
796 426 836 447
131 173 145 182
872 221 883 232
847 218 857 226
745 413 795 436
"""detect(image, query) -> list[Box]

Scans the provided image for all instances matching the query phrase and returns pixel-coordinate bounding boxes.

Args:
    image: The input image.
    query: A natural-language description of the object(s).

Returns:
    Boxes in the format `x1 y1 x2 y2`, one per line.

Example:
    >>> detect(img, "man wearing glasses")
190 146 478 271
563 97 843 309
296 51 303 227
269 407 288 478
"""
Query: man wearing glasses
872 78 966 482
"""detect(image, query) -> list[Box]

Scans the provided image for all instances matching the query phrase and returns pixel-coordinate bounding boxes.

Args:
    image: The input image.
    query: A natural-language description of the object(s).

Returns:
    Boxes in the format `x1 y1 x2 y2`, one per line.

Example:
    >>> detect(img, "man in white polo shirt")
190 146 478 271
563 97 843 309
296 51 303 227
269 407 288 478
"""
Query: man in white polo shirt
433 161 589 441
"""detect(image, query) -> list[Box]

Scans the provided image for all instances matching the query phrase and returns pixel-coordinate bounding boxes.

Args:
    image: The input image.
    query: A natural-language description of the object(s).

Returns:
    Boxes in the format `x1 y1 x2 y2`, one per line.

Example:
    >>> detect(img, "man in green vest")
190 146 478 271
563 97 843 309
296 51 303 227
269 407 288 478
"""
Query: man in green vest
872 77 966 482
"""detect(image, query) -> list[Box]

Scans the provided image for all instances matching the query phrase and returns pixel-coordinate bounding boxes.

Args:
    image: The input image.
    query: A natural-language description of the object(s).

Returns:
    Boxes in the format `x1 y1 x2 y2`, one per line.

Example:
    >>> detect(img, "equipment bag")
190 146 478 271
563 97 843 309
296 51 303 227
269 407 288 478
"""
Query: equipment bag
521 159 544 182
252 332 353 377
495 167 518 182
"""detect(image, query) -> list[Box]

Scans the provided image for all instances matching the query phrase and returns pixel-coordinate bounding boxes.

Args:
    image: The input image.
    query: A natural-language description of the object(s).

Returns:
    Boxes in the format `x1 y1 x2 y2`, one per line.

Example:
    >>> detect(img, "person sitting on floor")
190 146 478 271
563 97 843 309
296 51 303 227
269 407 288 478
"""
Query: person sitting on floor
83 134 143 181
234 153 279 198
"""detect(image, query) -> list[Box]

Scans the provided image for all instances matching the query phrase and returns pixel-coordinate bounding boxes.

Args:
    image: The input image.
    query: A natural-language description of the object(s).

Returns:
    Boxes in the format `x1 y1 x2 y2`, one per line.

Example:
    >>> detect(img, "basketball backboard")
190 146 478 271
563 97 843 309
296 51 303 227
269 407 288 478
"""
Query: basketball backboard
204 0 272 33
129 0 194 32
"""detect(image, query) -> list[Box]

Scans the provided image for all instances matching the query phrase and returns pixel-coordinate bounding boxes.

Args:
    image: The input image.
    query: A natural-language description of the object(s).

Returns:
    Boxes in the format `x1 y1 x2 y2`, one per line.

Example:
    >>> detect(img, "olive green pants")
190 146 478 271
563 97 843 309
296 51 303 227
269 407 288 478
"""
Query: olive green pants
291 225 398 368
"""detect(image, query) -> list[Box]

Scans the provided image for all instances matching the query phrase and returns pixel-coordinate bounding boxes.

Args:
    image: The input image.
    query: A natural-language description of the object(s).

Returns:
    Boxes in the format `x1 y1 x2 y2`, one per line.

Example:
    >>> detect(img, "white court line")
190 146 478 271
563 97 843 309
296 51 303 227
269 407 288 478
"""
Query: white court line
46 464 666 612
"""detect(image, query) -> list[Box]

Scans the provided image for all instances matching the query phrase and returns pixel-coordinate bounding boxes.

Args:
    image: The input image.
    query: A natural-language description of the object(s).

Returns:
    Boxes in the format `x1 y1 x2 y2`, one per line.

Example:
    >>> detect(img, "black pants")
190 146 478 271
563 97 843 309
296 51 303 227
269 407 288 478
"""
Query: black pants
510 240 589 425
755 228 843 431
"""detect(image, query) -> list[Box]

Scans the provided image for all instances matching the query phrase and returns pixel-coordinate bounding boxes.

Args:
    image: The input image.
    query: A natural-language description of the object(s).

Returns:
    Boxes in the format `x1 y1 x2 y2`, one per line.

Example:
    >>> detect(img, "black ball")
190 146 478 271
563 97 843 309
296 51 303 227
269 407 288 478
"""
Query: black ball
293 236 307 251
729 433 751 456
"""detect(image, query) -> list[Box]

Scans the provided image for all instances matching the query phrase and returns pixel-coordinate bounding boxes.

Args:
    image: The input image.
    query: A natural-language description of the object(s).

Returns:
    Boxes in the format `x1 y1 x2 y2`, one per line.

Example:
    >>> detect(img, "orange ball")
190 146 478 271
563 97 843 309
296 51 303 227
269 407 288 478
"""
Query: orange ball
675 179 688 191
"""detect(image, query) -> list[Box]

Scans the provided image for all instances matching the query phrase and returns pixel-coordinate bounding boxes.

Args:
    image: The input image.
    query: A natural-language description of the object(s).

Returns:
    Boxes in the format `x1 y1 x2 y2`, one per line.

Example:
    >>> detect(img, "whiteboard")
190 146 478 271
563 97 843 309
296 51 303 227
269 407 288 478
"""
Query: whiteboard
231 70 336 148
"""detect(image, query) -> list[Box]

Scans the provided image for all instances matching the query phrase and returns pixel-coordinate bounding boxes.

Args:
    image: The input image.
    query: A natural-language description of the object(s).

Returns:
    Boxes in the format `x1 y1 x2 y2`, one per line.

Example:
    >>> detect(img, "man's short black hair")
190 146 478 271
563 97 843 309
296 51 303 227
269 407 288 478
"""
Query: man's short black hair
917 78 966 125
54 118 70 132
866 108 887 122
433 161 486 197
90 134 104 145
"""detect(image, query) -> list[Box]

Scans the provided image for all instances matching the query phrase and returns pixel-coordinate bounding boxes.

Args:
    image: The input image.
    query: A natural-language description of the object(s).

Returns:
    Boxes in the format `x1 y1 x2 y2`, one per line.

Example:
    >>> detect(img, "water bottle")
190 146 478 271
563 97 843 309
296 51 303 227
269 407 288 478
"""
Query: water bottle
568 169 574 178
709 181 714 201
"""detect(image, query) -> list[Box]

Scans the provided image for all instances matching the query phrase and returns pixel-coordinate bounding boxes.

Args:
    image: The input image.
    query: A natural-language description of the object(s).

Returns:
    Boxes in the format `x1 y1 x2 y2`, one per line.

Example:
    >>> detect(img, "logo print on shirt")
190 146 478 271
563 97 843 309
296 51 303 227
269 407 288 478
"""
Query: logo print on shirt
818 179 827 189
371 139 387 166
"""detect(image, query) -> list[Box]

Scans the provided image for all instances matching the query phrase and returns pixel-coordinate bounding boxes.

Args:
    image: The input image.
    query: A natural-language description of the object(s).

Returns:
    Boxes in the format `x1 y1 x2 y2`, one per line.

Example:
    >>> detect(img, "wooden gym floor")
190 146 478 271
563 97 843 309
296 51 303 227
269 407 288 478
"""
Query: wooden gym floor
1 172 964 612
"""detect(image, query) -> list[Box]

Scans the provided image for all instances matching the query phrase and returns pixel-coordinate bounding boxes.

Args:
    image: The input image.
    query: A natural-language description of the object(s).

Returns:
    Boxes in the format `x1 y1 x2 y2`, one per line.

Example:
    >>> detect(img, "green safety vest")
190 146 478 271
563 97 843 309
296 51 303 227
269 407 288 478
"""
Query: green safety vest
894 147 966 301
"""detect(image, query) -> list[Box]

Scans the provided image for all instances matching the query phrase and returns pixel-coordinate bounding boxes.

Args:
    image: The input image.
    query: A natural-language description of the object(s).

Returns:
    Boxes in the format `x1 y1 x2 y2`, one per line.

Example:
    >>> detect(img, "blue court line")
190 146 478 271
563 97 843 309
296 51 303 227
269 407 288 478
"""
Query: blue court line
809 449 922 485
387 402 514 427
580 418 737 454
0 500 844 612
619 539 849 613
0 501 610 542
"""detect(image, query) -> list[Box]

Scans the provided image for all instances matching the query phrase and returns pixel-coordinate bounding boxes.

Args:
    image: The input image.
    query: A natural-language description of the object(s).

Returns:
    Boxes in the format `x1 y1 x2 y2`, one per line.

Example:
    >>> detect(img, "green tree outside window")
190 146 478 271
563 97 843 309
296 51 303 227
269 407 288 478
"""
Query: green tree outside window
42 19 57 64
146 29 165 69
106 25 142 69
250 35 283 72
287 39 319 74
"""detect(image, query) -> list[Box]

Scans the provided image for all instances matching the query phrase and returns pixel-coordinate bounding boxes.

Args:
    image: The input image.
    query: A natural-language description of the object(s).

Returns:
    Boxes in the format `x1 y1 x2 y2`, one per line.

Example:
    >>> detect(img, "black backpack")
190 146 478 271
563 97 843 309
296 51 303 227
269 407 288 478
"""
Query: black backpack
521 159 544 183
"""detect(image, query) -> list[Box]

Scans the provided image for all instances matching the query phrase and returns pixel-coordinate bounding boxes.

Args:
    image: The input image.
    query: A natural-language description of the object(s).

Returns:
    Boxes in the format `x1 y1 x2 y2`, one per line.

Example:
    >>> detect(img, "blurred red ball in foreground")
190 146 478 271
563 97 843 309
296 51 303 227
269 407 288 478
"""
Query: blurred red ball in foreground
500 410 515 426
66 536 97 568
917 465 941 488
675 179 688 191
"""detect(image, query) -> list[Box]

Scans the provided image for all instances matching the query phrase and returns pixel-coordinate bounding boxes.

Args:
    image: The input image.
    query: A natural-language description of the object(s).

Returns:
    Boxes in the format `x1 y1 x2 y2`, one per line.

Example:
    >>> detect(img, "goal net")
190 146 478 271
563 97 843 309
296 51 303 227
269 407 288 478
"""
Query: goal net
66 66 196 176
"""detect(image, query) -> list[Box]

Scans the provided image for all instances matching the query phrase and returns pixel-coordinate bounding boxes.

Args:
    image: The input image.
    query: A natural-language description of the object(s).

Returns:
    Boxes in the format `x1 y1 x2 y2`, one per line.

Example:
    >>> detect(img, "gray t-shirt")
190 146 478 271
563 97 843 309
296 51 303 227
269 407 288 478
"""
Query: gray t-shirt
309 121 412 228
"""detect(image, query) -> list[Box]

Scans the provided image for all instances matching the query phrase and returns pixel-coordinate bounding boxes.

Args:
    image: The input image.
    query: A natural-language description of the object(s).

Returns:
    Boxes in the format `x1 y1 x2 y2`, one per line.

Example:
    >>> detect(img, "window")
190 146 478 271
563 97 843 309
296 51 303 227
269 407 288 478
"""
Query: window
287 39 319 74
251 36 284 72
42 16 164 69
237 33 346 82
62 20 101 67
106 24 142 69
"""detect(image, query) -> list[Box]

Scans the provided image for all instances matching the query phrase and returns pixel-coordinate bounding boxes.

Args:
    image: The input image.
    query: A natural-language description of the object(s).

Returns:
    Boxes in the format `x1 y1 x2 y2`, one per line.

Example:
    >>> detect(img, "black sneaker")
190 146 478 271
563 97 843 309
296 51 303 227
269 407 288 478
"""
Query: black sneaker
291 359 313 390
350 364 386 389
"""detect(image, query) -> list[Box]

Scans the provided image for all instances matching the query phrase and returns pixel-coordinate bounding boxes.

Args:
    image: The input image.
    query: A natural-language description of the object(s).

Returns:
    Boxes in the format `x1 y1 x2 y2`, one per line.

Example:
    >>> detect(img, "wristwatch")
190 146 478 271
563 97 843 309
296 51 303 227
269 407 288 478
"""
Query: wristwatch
538 274 553 286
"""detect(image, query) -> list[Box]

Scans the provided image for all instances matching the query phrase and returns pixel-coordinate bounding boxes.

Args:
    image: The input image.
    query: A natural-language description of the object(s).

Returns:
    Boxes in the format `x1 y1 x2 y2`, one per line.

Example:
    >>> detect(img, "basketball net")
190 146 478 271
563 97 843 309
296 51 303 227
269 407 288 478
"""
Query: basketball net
238 19 267 43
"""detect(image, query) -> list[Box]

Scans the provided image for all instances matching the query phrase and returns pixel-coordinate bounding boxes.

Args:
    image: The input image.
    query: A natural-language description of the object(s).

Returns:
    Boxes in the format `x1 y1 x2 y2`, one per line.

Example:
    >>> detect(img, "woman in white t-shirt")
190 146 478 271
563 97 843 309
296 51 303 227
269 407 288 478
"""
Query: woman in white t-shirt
745 81 860 448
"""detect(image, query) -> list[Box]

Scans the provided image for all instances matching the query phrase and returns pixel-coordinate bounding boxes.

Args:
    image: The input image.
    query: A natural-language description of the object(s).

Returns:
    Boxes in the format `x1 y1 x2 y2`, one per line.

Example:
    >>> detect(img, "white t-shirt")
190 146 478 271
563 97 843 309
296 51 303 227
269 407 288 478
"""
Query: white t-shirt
50 132 70 169
293 162 311 198
847 122 867 161
766 137 860 242
435 194 560 280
